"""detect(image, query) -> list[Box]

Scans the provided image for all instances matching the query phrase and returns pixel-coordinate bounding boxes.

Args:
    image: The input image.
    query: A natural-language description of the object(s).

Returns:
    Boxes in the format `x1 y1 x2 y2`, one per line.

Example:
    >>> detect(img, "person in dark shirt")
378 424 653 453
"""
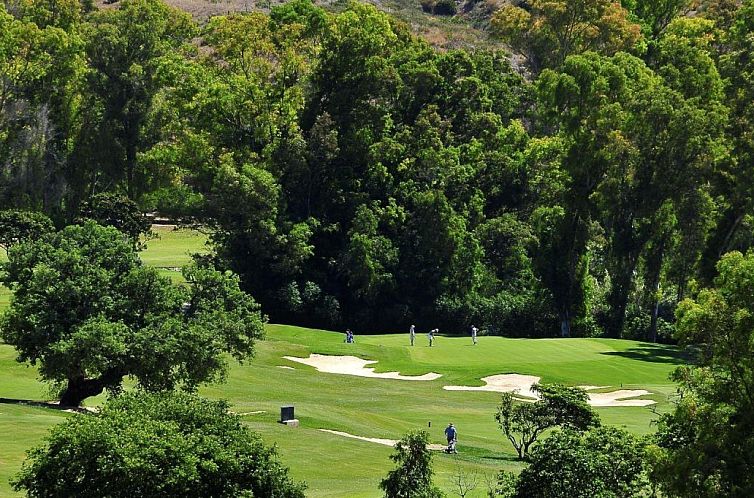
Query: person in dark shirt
444 423 457 453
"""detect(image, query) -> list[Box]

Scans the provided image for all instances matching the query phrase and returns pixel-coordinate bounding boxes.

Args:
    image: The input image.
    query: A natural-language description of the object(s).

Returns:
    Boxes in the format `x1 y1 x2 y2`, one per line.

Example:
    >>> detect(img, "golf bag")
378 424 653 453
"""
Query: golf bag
444 439 457 454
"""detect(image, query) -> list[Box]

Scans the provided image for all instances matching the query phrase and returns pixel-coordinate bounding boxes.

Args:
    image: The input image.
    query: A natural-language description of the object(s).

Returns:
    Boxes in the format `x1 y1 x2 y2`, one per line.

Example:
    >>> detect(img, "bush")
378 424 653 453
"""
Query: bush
433 0 457 15
13 391 306 498
515 427 649 497
140 185 204 220
420 0 435 13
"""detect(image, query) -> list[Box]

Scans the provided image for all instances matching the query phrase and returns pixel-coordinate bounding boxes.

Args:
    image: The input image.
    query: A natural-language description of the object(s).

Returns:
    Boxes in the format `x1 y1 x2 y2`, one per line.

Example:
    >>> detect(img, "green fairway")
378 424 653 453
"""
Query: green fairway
139 225 210 268
0 325 682 497
208 326 681 496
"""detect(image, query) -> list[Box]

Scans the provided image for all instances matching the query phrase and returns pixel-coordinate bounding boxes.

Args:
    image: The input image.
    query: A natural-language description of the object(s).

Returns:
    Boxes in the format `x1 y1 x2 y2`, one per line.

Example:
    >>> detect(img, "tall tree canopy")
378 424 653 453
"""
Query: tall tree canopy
652 251 754 497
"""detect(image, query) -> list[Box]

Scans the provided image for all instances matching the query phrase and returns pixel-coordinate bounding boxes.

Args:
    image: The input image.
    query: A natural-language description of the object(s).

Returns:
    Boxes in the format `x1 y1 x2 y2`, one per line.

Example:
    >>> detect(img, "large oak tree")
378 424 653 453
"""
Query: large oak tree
0 221 264 406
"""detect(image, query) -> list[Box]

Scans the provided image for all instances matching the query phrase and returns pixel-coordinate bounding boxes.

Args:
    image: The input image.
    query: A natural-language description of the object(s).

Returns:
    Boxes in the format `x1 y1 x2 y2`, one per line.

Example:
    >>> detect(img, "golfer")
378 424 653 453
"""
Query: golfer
428 328 437 347
444 423 458 453
471 325 478 345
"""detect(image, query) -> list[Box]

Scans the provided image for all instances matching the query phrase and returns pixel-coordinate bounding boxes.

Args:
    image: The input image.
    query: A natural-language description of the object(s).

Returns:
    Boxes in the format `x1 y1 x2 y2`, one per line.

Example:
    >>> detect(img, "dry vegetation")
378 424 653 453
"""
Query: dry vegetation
96 0 499 49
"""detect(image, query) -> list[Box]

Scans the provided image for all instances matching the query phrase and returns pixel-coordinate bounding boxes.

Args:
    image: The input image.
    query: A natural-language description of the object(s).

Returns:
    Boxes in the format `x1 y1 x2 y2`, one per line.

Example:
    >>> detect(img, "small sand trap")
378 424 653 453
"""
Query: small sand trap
443 374 655 407
320 429 447 451
587 390 655 407
282 354 442 381
277 365 295 370
444 374 541 399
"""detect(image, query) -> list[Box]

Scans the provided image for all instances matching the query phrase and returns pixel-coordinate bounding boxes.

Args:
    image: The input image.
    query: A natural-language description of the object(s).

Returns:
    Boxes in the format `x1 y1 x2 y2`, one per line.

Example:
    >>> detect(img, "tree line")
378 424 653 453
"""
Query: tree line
1 0 753 340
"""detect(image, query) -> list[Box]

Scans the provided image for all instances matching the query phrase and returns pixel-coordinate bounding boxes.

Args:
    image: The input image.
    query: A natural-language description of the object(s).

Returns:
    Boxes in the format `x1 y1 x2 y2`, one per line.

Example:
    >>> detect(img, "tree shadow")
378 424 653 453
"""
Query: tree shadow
0 397 93 414
600 345 695 365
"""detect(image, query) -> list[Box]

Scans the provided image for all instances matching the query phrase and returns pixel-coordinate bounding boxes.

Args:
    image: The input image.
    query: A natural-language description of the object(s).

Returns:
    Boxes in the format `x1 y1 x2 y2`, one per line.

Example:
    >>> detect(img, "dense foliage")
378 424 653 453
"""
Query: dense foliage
513 427 649 497
1 0 753 339
651 251 754 497
12 391 306 498
0 221 264 406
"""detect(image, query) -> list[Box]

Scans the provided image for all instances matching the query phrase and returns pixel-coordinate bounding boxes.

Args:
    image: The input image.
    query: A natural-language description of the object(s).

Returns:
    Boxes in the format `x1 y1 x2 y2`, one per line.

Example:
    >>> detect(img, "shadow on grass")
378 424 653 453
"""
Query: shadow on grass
600 345 695 365
0 397 92 414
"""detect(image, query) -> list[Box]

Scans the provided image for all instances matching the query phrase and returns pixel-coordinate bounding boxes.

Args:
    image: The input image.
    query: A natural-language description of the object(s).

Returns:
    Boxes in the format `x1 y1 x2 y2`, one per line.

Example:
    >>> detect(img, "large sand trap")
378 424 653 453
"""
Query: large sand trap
282 354 442 381
319 429 447 451
443 374 655 407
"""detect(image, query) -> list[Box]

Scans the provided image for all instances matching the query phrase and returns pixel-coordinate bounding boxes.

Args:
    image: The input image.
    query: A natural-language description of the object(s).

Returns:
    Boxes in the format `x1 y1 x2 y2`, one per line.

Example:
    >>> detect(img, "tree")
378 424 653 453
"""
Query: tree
0 209 53 249
77 192 152 247
76 0 197 199
380 430 444 498
626 0 694 36
491 0 642 72
495 383 598 459
0 221 264 406
516 427 649 497
0 2 83 213
12 391 306 497
700 0 754 283
652 250 754 497
536 51 727 337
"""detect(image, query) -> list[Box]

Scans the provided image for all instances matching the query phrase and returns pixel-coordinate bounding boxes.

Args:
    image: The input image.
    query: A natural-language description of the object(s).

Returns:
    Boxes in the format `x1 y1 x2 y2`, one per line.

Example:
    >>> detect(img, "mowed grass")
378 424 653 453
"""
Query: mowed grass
140 225 210 268
0 324 684 497
196 325 681 496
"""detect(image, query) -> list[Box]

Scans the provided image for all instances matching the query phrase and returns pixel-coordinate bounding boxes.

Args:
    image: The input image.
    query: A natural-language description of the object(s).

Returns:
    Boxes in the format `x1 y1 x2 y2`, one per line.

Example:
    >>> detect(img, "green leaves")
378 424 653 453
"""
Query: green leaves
653 250 754 496
0 221 264 406
13 392 306 498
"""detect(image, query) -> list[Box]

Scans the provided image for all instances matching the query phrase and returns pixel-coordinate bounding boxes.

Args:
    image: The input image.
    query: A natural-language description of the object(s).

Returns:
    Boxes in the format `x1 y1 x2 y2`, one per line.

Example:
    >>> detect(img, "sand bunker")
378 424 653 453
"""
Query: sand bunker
277 365 295 370
443 374 655 407
444 374 541 398
282 354 442 381
587 390 655 407
319 429 447 451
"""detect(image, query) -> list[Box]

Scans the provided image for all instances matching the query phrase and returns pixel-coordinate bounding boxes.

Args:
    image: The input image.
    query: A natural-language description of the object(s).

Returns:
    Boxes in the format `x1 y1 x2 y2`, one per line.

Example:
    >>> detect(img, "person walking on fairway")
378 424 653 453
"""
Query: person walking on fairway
471 325 478 345
444 423 458 453
409 324 416 346
428 328 437 347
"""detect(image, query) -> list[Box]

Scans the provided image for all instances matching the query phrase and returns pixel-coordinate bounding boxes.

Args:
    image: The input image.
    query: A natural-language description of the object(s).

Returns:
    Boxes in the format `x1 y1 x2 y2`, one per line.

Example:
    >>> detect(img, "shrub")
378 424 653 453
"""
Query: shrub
13 391 306 498
433 0 457 15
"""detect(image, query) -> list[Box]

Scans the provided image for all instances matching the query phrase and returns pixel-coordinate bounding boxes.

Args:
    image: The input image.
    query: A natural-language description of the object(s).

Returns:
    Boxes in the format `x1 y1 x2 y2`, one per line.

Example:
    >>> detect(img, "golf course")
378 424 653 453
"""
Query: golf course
0 226 685 497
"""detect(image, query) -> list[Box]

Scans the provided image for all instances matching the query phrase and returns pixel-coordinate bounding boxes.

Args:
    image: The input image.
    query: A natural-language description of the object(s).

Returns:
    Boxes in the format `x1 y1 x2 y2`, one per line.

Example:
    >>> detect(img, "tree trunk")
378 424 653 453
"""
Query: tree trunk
606 264 633 339
59 370 123 407
649 290 659 343
560 308 571 338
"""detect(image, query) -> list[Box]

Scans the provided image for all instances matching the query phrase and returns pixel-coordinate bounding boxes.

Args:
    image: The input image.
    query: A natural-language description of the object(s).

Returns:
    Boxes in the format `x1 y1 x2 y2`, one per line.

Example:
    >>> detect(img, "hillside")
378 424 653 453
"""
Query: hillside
95 0 501 48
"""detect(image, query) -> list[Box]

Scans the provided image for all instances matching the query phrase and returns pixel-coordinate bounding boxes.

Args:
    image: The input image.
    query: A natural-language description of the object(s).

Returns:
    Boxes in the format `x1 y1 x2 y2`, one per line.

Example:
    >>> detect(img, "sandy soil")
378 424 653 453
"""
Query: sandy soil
319 429 448 451
443 374 656 407
282 354 442 381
